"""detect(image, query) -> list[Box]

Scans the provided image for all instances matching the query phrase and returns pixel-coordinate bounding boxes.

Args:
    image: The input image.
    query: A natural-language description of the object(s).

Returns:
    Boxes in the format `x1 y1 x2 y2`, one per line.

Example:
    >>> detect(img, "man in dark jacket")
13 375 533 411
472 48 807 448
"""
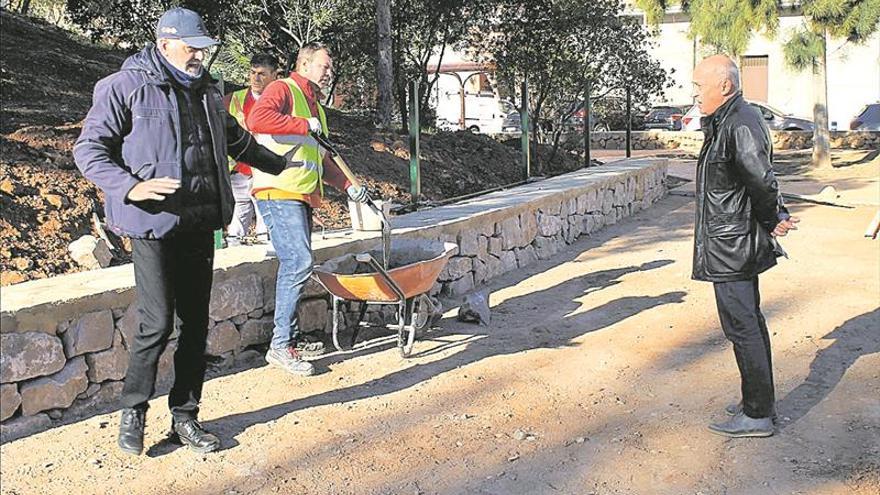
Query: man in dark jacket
74 7 285 455
691 55 799 438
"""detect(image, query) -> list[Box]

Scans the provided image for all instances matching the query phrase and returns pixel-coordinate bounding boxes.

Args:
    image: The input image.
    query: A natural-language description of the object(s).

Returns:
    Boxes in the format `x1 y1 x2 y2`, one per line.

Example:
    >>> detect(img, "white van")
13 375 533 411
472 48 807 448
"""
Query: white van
435 91 520 135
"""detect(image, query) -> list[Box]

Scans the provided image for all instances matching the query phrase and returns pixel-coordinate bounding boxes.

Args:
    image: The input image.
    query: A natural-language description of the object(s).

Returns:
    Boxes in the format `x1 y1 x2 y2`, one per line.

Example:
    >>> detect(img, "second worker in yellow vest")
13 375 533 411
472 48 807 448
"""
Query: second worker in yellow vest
247 42 369 376
223 53 277 247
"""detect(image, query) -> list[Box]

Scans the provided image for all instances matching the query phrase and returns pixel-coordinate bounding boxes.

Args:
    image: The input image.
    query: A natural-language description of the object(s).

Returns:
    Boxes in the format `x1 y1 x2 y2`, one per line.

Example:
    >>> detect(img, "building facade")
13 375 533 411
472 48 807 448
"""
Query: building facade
634 4 880 128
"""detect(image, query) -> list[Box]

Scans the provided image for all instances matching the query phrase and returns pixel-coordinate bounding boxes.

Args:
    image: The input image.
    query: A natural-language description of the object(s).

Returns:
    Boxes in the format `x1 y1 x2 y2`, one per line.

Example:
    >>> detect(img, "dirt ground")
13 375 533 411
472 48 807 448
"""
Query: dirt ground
2 158 878 495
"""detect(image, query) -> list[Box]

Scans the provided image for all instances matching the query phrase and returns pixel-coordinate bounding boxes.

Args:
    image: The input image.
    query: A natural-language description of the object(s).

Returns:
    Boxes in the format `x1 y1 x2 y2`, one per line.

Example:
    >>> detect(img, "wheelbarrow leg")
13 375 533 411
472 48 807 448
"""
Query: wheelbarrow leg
350 302 367 348
397 299 409 358
352 253 413 357
331 295 344 352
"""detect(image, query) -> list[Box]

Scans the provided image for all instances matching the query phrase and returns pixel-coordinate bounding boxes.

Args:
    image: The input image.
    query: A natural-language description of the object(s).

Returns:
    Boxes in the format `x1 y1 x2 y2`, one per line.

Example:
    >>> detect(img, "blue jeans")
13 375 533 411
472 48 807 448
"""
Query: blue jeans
257 200 313 350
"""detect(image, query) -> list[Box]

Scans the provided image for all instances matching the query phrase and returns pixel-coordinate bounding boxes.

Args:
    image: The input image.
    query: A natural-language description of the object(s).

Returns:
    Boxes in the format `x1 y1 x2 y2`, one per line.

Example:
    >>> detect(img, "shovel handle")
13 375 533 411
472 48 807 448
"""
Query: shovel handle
311 131 364 189
310 131 386 227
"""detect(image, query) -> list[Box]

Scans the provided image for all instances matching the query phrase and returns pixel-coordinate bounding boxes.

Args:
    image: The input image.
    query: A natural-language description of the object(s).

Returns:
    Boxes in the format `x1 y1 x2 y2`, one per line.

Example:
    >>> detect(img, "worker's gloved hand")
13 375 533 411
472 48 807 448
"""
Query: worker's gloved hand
346 184 369 204
306 117 322 133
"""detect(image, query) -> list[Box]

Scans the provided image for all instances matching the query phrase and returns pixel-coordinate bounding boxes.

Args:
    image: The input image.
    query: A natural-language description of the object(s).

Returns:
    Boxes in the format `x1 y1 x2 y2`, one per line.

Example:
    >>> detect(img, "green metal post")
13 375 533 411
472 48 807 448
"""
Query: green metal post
520 80 530 180
213 71 225 249
409 80 421 203
625 85 632 159
584 79 591 167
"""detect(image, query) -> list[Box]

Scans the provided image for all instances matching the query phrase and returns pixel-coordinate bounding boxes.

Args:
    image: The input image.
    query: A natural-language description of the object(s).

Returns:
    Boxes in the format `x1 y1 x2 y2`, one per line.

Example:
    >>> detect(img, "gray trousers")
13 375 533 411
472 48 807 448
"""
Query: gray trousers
228 172 267 241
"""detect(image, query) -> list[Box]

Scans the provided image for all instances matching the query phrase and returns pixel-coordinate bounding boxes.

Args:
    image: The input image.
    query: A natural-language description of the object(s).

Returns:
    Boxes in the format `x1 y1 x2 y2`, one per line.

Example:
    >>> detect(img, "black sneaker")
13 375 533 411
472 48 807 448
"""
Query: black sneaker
170 419 221 454
117 408 146 455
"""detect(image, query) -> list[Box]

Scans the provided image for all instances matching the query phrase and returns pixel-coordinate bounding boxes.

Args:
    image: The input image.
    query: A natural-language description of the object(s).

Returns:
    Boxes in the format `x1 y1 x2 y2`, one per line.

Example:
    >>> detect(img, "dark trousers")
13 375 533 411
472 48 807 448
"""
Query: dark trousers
713 277 775 418
120 231 214 421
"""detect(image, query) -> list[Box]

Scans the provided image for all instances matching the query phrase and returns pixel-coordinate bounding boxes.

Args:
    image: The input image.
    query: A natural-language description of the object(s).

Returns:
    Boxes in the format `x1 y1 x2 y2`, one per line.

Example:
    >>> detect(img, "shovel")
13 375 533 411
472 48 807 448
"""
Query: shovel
310 132 392 270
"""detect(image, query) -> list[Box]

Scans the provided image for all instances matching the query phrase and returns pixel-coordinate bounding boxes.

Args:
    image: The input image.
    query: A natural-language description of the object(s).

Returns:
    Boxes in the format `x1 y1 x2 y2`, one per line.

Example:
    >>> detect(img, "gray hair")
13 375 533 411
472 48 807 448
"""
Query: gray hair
723 62 741 91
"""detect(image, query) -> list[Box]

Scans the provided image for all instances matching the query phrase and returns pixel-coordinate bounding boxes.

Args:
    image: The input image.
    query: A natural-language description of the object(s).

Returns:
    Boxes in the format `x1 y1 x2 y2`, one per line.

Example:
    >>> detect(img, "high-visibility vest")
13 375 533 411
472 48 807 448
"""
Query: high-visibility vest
252 79 328 196
227 89 249 171
227 88 249 128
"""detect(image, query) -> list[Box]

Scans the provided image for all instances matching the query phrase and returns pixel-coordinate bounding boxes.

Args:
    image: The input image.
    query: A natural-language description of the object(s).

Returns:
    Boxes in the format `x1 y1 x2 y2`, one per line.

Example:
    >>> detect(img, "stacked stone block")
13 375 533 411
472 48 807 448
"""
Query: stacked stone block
587 130 879 152
430 167 666 298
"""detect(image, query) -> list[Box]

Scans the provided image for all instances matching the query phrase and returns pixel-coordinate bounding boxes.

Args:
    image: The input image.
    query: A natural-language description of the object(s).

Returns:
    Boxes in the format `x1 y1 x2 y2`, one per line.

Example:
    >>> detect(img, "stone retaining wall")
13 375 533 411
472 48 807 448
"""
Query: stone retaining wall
0 159 667 443
581 130 880 152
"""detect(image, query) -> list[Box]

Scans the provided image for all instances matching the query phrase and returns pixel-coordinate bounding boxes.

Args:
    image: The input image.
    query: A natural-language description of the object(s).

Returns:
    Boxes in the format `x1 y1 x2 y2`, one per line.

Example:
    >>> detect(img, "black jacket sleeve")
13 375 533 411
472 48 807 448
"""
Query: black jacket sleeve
730 124 785 231
225 114 285 176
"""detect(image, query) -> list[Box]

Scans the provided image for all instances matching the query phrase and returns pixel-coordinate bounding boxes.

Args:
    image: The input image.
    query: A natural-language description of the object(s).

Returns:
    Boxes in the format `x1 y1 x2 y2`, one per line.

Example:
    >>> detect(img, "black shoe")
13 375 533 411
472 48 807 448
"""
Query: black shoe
117 408 146 455
708 411 774 438
725 401 778 423
170 419 221 454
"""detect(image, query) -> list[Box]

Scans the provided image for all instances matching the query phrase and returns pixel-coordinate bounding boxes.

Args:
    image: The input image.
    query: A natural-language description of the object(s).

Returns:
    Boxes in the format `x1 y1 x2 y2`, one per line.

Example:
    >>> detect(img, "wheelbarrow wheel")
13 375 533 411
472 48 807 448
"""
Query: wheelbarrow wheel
398 296 424 358
411 294 431 331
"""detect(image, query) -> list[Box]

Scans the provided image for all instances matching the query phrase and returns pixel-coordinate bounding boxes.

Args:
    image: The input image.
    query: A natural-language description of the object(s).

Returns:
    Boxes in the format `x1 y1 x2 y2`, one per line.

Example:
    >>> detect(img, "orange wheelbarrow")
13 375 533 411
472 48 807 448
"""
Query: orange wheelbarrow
313 239 457 357
309 131 456 357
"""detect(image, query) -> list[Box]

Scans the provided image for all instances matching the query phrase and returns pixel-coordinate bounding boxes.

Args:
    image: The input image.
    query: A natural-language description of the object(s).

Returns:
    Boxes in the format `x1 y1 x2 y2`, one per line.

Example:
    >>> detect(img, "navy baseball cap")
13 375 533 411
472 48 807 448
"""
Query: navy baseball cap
155 7 219 49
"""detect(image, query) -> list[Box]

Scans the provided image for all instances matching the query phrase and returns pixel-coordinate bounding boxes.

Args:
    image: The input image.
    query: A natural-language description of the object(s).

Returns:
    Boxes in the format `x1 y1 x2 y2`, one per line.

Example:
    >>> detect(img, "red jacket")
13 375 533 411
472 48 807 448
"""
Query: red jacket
246 73 350 207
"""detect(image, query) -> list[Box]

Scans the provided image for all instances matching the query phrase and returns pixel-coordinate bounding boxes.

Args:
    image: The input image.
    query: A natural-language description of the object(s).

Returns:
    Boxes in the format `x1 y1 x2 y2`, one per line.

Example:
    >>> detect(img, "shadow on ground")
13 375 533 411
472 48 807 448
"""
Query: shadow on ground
777 308 880 429
190 262 685 455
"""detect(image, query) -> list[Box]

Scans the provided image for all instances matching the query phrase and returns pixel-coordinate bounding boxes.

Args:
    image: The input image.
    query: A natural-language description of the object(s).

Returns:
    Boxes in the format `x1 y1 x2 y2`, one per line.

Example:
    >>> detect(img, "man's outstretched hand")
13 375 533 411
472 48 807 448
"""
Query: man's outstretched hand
126 177 180 202
772 216 800 237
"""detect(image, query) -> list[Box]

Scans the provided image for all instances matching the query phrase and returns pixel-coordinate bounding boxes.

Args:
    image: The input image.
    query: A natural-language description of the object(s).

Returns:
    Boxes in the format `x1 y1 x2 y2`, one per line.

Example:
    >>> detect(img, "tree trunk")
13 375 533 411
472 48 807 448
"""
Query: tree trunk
531 97 543 176
19 0 31 15
547 129 563 171
375 0 394 129
396 80 409 131
811 30 831 169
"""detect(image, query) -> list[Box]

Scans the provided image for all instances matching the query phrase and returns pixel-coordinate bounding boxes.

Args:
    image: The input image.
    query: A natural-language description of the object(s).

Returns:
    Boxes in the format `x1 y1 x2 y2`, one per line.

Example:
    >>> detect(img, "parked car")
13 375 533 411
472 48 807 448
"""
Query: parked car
643 105 690 131
560 98 646 133
681 103 702 131
500 108 522 134
435 93 520 135
680 101 814 131
849 103 880 131
749 102 814 131
561 108 610 132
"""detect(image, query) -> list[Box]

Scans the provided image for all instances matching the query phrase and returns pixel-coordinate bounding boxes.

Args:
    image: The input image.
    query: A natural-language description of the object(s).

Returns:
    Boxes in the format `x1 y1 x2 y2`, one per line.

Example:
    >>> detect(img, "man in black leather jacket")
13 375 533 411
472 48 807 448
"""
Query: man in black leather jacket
691 55 800 438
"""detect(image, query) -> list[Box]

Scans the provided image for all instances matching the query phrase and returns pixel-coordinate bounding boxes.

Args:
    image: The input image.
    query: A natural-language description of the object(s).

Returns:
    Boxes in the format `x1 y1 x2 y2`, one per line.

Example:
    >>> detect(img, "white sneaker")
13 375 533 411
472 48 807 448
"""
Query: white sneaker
265 347 315 376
